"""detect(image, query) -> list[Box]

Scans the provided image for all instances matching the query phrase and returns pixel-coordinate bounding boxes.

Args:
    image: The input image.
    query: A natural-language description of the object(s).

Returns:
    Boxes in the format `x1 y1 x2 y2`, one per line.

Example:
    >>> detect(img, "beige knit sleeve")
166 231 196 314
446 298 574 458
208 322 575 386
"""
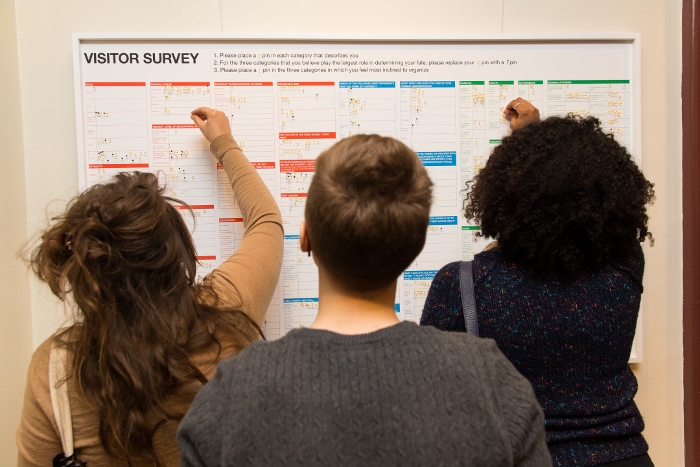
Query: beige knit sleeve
17 337 63 467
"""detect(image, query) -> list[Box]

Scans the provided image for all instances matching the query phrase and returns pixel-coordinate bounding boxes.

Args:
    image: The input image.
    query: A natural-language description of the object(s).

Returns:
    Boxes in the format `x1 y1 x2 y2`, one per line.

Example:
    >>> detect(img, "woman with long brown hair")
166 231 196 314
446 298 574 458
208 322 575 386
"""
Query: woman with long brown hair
17 107 283 465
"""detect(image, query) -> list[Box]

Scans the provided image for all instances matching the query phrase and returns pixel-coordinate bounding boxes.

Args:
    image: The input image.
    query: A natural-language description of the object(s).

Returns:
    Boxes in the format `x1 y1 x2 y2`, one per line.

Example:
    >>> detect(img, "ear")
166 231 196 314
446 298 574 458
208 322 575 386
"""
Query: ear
299 221 310 253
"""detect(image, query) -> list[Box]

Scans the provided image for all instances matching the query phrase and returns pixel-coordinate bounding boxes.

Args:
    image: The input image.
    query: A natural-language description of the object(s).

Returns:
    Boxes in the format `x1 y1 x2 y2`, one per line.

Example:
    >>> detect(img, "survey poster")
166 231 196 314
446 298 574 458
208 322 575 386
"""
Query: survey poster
77 39 635 338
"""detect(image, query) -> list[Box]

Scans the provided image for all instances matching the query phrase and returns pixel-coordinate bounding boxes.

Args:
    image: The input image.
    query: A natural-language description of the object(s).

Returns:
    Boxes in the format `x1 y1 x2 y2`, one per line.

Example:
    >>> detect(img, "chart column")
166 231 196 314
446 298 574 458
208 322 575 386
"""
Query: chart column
150 82 211 121
517 80 544 113
458 81 486 186
338 81 397 138
151 124 216 275
547 80 630 147
276 81 338 331
401 216 459 323
84 82 148 186
213 81 276 166
282 235 319 332
400 81 457 152
487 80 515 142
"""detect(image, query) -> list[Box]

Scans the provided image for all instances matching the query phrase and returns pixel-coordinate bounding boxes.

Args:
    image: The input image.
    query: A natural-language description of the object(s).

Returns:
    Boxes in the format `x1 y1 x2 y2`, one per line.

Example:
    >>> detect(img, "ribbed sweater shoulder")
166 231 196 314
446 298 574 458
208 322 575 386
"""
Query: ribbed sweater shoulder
178 321 551 466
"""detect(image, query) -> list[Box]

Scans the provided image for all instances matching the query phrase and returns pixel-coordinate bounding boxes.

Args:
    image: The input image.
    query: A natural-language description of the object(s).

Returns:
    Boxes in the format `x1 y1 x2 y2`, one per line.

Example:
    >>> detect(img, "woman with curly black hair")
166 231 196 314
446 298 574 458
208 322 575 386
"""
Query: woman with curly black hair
421 99 655 467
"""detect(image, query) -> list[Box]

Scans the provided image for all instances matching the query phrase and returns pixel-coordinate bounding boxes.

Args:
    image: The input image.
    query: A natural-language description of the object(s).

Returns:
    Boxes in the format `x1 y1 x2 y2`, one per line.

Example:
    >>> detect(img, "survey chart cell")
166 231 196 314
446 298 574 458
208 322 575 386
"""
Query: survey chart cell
84 82 148 186
278 132 336 160
461 225 491 261
547 80 631 147
280 159 314 195
400 81 457 152
410 216 460 271
418 153 458 209
218 217 245 261
151 124 213 204
174 204 217 277
213 82 275 163
279 157 314 231
283 298 319 331
401 217 459 323
487 81 515 141
87 163 149 186
278 132 336 230
517 80 544 110
282 235 318 300
150 82 211 119
402 270 438 324
261 296 282 341
278 82 336 133
339 81 397 138
282 234 319 331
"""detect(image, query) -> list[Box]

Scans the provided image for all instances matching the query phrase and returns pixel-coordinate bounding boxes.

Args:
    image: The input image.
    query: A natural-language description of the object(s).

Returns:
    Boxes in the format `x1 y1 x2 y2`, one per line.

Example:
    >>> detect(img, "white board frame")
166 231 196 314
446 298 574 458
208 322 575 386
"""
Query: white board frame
72 33 643 362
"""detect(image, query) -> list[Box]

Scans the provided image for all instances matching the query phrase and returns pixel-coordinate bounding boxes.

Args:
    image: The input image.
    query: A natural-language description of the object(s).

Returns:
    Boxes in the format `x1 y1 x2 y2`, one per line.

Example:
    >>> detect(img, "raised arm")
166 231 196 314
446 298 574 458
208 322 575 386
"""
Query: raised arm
191 107 284 327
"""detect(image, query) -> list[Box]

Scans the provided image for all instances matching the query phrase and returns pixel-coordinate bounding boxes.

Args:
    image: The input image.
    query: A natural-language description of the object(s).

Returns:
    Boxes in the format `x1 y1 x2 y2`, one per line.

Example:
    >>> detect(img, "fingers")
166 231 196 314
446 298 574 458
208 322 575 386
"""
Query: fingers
190 107 232 143
503 97 529 119
503 98 540 130
503 98 523 129
190 112 205 129
504 98 523 114
191 107 210 118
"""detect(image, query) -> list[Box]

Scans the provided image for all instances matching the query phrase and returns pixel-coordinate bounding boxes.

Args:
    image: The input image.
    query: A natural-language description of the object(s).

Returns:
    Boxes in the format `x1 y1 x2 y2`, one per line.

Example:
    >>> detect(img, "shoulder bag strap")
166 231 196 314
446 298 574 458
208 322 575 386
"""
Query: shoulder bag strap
459 260 480 336
49 336 75 457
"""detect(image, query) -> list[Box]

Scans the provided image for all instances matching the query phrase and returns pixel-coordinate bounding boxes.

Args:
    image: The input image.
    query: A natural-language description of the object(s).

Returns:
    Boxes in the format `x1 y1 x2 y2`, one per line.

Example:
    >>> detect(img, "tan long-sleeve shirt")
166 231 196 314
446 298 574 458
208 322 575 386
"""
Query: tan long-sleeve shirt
17 135 283 466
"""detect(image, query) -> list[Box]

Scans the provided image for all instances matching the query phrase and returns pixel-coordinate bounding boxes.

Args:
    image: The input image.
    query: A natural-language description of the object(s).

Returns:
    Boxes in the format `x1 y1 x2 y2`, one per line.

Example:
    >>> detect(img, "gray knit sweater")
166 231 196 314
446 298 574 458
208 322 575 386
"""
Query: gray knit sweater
178 321 552 466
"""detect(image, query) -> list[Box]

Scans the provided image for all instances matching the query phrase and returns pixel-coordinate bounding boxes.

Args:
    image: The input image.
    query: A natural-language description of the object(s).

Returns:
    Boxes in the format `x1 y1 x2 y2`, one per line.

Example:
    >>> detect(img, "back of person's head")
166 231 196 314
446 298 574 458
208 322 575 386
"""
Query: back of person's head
31 171 258 462
33 171 196 310
465 116 655 277
305 134 433 292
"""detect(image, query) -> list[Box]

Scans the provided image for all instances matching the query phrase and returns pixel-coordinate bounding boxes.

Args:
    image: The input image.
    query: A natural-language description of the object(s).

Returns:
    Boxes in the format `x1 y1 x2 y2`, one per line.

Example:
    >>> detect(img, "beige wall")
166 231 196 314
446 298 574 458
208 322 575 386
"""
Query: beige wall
7 0 683 463
0 0 35 458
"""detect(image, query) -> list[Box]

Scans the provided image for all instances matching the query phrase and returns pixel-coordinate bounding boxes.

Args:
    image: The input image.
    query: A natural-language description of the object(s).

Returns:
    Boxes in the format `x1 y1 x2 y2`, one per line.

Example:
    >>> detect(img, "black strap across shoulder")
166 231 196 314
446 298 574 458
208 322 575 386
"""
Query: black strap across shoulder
459 260 479 337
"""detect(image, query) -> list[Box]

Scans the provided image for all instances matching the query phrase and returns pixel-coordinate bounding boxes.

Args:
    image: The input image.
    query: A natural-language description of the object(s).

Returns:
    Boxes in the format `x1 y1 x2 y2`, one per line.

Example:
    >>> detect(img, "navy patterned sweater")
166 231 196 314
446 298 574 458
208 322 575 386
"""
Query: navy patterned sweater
421 245 648 466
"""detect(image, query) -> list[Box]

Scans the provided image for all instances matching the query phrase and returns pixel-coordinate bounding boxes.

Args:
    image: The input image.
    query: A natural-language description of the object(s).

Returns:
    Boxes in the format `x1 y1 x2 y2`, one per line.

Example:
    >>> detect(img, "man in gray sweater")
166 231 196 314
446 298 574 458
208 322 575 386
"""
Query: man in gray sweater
178 134 552 466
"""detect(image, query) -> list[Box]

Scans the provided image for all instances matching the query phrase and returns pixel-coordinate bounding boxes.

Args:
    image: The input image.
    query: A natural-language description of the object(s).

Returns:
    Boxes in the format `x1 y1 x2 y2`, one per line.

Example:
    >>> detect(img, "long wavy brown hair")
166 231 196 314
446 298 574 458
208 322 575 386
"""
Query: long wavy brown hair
31 172 261 464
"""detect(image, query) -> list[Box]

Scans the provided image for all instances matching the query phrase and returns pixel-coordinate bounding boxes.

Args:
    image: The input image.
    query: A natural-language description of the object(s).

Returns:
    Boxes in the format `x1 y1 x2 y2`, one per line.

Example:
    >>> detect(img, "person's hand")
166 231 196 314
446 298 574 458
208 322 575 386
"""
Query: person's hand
503 98 540 130
191 107 232 143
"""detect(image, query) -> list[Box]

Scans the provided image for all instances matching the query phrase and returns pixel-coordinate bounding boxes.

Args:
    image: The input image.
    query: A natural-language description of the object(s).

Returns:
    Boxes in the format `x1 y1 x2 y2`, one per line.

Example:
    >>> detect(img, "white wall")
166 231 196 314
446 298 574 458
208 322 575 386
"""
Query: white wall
9 0 683 464
0 0 34 458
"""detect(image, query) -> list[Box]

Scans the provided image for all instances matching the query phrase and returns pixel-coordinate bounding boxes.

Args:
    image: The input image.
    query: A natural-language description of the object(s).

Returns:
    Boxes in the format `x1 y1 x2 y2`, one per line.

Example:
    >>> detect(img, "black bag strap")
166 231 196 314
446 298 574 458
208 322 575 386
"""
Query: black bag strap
459 260 479 336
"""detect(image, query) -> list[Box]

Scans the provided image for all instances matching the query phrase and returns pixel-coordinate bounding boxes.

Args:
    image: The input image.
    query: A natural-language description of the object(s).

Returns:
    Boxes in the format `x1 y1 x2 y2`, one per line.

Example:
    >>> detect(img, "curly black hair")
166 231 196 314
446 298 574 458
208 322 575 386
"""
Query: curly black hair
465 115 654 277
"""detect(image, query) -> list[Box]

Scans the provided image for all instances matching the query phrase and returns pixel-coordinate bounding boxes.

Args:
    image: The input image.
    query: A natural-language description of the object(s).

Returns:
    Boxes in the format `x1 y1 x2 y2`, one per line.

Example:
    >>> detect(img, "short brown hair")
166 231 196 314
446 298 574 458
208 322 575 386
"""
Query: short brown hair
305 134 433 291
